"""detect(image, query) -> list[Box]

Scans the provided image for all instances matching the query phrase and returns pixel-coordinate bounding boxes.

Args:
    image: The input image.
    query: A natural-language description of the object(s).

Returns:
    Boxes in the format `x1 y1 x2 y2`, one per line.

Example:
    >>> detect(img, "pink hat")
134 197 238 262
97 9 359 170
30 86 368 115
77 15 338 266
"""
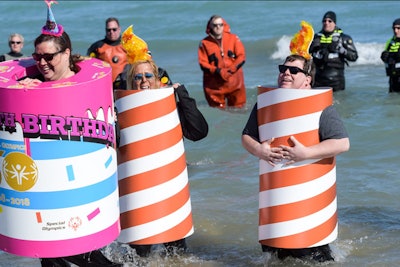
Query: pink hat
41 0 64 36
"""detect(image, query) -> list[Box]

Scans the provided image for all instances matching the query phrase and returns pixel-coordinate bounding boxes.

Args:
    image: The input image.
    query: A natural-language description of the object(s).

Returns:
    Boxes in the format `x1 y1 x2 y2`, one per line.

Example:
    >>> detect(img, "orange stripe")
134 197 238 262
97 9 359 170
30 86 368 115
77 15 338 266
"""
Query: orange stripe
260 157 335 190
259 184 336 224
131 213 193 245
117 93 176 127
257 91 332 124
120 184 190 228
119 153 187 195
117 124 183 162
36 212 42 223
259 129 319 146
260 211 337 248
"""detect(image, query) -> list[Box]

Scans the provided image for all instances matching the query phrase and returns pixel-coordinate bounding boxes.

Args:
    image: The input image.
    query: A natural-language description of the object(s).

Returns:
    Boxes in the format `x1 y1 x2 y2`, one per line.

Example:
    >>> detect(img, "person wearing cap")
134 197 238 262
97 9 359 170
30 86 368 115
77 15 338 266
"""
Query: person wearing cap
309 11 358 91
242 54 349 263
381 18 400 93
87 17 128 89
0 33 26 62
198 14 247 108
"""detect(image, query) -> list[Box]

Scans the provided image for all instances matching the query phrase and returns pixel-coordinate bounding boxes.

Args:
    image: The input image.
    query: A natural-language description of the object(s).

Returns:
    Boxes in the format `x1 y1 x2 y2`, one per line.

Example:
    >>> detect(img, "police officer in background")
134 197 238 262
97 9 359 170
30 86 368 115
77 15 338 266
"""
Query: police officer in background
309 11 358 91
381 18 400 93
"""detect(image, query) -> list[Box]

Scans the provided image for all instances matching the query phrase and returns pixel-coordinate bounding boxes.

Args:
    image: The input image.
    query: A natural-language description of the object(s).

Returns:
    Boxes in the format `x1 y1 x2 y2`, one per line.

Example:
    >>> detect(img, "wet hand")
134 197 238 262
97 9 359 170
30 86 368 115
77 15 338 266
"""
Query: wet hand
279 136 307 165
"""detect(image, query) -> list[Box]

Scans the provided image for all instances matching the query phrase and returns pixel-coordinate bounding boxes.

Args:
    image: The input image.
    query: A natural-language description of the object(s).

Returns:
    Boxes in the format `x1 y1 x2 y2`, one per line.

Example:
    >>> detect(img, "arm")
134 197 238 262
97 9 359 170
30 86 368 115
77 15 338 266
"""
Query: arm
341 34 358 62
280 136 349 165
198 40 218 74
174 84 208 141
229 34 246 73
242 135 284 166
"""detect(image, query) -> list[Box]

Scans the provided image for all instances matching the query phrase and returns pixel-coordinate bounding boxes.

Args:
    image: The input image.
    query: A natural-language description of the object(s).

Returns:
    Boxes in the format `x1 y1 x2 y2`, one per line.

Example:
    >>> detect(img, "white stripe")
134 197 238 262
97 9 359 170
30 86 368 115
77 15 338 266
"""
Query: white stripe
118 198 193 243
115 88 174 113
259 197 337 239
259 166 336 208
117 140 185 179
119 167 189 213
119 109 180 146
257 88 330 109
312 223 338 247
258 112 321 142
259 157 320 175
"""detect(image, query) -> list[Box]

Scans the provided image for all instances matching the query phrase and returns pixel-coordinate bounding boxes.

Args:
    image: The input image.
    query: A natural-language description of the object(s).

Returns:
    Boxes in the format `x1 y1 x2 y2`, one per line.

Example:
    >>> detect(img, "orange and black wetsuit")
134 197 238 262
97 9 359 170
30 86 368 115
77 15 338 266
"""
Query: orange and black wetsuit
87 37 127 89
198 19 246 108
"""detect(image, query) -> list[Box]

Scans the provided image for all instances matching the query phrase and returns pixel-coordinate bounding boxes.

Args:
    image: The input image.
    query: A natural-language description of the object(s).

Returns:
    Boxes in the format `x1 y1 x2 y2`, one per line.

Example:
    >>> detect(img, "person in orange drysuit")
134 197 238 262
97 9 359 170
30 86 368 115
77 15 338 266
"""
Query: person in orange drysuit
198 15 246 108
87 17 128 89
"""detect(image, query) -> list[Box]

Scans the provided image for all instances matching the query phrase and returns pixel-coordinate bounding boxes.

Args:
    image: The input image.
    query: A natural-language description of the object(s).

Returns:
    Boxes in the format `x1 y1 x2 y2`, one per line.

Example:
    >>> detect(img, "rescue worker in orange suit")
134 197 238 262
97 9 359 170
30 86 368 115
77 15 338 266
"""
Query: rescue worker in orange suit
87 17 128 89
198 15 246 108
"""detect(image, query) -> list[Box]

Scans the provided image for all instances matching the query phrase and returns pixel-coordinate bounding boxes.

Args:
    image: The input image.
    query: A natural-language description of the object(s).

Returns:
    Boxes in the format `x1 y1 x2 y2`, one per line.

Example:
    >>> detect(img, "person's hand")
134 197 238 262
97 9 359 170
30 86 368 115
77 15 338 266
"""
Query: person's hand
219 68 232 81
18 77 42 87
336 43 347 55
259 138 284 166
381 51 389 62
279 136 307 165
228 65 237 74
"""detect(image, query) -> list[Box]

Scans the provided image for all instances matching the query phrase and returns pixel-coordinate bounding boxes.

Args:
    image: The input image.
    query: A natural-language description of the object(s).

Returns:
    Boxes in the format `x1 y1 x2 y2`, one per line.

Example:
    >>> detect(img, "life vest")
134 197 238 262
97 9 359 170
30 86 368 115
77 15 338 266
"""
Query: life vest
383 37 400 76
1 52 25 61
96 43 127 82
314 29 345 69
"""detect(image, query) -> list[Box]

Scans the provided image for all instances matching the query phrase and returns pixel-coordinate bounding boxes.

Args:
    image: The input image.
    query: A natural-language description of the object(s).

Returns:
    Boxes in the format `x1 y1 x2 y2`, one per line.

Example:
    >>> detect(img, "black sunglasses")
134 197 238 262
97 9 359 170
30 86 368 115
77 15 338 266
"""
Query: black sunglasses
10 41 22 45
134 72 155 81
278 65 308 75
106 28 118 32
213 23 224 28
32 50 64 62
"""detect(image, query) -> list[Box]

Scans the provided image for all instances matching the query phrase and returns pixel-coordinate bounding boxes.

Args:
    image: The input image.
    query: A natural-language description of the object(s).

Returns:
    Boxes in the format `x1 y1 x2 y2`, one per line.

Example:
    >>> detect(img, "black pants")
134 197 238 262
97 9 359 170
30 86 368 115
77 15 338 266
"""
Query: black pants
40 249 122 267
129 238 187 257
262 244 334 262
389 76 400 92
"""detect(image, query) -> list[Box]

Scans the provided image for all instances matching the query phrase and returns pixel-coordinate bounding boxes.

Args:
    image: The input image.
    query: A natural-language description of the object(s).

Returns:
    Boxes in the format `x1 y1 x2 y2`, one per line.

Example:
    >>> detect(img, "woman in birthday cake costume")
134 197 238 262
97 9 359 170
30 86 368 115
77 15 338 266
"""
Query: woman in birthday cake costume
114 25 208 258
241 21 349 263
18 1 123 266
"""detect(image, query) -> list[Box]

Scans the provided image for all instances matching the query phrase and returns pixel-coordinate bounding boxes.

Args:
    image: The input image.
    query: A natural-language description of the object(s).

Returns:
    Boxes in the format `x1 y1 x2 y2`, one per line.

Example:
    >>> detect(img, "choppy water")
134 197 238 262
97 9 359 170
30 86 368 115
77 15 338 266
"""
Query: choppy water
1 1 400 266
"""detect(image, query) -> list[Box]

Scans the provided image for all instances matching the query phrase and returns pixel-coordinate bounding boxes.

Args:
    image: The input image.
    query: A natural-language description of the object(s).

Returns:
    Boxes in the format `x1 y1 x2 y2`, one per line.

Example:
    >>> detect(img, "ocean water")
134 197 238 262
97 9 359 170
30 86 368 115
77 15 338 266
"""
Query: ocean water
1 1 400 266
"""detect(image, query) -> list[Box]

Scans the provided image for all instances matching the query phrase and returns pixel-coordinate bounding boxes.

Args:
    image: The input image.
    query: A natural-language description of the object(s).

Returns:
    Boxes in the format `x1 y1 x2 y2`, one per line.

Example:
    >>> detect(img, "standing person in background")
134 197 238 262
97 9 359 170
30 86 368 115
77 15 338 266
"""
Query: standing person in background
381 18 400 93
242 54 349 263
87 17 128 89
0 33 26 61
309 11 358 91
198 15 246 108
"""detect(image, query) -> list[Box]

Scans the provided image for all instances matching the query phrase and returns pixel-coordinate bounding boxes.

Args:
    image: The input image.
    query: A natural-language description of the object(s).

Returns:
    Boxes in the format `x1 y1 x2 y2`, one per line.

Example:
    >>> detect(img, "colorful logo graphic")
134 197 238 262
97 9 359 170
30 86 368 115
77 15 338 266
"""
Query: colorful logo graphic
2 152 38 191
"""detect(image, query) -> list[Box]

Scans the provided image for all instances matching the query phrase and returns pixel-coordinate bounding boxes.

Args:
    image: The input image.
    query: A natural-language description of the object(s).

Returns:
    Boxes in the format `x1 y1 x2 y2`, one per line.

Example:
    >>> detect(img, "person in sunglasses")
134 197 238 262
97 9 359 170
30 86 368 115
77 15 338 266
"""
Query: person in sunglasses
309 11 358 91
119 59 208 257
87 17 128 89
381 18 400 93
0 33 26 62
17 3 123 266
198 15 247 108
241 54 349 263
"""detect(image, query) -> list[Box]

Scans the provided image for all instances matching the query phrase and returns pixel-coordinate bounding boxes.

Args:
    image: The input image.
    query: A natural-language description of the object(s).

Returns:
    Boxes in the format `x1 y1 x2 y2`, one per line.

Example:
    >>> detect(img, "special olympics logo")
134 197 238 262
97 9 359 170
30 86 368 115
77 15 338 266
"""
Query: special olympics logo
2 152 38 191
68 216 82 231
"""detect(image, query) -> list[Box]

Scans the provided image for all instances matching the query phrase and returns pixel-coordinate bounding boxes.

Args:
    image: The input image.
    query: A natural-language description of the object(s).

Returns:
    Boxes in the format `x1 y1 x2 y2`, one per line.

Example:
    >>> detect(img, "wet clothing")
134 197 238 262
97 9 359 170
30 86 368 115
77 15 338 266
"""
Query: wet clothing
309 28 358 91
0 52 25 62
198 19 246 108
242 102 348 263
40 250 122 267
87 37 127 89
381 36 400 92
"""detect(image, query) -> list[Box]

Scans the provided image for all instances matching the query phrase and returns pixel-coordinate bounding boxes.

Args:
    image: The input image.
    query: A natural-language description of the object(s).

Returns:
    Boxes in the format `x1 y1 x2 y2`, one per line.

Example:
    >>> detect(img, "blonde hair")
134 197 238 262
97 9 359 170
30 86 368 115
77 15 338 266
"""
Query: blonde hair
126 59 160 89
